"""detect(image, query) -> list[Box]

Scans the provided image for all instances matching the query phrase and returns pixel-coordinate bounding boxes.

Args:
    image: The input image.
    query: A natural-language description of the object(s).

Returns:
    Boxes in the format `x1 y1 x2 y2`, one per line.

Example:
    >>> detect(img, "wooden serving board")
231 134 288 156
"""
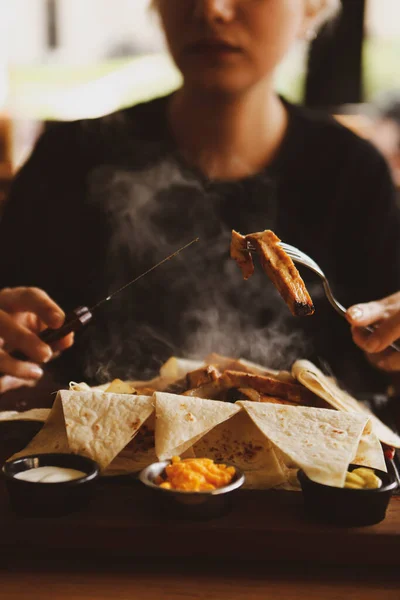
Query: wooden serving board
1 475 399 567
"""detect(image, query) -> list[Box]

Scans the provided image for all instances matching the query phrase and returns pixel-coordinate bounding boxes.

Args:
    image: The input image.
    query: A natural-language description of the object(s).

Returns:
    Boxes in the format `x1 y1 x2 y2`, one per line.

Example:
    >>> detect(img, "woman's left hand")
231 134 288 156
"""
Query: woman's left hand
346 292 400 372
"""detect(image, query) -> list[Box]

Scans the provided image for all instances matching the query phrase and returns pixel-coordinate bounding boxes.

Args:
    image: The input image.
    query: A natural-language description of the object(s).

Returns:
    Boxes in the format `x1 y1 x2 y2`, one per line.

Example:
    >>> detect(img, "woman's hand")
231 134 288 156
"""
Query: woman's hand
0 287 74 393
346 292 400 372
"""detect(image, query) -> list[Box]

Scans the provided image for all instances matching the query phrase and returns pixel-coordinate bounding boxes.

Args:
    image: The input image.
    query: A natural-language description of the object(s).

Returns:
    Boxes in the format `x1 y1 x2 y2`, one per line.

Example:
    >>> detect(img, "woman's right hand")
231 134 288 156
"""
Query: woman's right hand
0 287 74 393
346 292 400 372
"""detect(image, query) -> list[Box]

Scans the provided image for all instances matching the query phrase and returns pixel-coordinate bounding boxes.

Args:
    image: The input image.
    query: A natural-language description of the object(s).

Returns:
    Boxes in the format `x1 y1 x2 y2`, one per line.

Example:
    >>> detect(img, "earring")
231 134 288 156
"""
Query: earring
305 28 317 41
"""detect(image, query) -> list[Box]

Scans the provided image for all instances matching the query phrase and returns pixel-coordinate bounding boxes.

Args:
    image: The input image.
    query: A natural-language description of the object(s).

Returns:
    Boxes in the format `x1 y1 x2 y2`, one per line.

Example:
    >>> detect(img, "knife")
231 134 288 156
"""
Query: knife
6 238 199 365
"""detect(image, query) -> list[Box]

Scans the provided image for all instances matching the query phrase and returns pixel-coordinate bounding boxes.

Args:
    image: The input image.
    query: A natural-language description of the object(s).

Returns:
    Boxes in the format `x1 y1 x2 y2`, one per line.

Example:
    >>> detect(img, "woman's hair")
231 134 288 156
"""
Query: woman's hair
309 0 341 30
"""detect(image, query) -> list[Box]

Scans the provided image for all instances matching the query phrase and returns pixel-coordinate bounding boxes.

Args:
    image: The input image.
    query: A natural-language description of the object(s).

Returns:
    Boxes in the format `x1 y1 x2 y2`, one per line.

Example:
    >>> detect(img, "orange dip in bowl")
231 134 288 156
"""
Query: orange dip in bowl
155 456 236 492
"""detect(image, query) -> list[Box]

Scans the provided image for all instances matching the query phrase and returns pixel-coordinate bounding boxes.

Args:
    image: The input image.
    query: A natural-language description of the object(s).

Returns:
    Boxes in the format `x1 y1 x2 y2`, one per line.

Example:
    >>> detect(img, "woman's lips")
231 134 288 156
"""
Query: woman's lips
185 39 243 57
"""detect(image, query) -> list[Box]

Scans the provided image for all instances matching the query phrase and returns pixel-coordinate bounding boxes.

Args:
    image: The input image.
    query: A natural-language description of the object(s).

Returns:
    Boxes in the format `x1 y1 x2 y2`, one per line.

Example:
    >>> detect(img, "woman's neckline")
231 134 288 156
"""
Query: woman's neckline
154 93 299 188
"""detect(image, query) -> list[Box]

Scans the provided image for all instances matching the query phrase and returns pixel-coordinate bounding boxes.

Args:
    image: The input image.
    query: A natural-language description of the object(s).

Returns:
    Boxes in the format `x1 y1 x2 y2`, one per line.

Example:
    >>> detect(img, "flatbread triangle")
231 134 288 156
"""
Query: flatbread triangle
60 390 154 469
155 392 241 460
292 360 400 448
239 401 371 487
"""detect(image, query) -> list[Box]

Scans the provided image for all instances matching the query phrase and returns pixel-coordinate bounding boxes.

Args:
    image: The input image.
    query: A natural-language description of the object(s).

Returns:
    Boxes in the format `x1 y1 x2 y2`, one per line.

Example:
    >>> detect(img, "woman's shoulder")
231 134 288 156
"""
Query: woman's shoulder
29 95 171 169
284 99 387 171
74 94 170 142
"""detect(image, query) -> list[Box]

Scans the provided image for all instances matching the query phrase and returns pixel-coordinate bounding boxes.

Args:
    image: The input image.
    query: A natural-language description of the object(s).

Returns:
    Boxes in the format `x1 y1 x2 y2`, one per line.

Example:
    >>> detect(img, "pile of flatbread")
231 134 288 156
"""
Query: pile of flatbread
2 357 399 490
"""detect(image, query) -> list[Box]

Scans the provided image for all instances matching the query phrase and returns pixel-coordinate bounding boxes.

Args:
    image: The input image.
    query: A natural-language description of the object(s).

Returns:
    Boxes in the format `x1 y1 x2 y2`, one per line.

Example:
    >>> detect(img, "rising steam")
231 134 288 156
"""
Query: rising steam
79 136 310 383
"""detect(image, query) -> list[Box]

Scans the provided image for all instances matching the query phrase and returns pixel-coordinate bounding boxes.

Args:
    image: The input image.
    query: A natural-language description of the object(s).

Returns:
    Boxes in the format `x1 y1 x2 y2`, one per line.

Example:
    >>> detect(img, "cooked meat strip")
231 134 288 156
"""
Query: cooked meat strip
236 387 261 402
237 388 298 405
221 370 316 405
183 380 227 399
258 395 299 405
235 358 297 382
186 365 221 389
162 376 190 394
230 230 255 280
204 353 297 382
205 353 253 373
246 230 314 317
132 387 157 395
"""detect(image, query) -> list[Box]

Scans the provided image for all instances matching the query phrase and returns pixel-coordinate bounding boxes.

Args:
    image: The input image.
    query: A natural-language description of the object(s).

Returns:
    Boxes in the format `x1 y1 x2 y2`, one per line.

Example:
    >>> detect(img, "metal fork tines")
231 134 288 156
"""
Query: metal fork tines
245 242 257 253
278 242 346 318
245 240 400 353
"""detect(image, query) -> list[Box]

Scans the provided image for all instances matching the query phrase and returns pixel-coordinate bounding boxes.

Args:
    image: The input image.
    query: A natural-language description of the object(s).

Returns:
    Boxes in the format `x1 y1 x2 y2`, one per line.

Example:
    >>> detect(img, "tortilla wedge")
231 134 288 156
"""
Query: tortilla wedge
10 391 155 471
60 391 155 470
239 401 379 487
354 428 387 472
193 410 286 489
292 360 400 448
9 395 70 461
105 413 157 475
154 392 241 460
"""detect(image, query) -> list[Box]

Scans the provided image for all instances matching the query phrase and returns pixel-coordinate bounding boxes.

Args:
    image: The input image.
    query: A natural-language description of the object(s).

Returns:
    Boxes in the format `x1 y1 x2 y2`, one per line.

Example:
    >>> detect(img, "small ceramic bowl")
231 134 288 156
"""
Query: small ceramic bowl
2 453 100 517
139 460 245 520
297 464 398 527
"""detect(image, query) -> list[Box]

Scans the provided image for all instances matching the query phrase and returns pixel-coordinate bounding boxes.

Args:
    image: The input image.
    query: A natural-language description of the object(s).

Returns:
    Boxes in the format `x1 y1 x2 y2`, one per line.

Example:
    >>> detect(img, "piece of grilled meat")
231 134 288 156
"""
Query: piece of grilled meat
231 229 315 317
230 230 255 280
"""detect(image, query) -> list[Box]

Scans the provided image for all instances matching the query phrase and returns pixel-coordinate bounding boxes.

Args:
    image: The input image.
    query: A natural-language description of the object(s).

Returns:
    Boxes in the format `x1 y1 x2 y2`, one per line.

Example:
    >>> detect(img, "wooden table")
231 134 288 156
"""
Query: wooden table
0 473 399 600
0 556 399 599
1 390 399 599
2 478 400 564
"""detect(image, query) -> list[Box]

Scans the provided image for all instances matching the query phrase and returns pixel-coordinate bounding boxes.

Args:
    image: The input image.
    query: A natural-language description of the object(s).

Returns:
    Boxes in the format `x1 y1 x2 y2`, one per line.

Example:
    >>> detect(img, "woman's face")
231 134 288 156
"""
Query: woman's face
157 0 310 95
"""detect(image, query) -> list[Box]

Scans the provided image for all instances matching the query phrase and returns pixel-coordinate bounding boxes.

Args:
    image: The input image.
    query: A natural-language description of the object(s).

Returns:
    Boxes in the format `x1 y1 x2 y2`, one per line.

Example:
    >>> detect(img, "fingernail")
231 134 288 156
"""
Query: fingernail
348 306 363 321
42 348 53 363
28 365 43 379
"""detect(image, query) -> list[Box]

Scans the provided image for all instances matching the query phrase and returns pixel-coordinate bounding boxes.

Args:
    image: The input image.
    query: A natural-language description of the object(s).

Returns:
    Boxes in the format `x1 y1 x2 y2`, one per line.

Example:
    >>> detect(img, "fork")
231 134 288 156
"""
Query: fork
246 240 400 353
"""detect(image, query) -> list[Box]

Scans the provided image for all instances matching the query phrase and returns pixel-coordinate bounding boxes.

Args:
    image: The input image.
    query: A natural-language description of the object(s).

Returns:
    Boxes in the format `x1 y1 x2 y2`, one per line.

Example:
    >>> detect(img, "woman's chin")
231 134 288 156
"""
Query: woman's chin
183 72 256 98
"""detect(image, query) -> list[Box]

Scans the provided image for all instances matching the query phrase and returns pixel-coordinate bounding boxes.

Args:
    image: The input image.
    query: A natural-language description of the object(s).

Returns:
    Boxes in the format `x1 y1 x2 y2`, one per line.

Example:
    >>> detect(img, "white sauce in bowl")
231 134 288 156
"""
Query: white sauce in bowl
14 466 86 483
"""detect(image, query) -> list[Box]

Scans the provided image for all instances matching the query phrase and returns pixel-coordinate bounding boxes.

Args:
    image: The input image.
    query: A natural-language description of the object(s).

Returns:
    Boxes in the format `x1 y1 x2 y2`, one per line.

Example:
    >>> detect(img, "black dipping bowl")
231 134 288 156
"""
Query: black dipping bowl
298 464 398 527
0 421 44 466
2 453 100 517
139 460 245 520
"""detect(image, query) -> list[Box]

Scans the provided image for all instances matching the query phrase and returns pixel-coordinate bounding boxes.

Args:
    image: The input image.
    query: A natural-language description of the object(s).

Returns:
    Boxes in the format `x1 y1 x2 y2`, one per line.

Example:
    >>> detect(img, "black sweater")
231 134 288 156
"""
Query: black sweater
1 95 399 392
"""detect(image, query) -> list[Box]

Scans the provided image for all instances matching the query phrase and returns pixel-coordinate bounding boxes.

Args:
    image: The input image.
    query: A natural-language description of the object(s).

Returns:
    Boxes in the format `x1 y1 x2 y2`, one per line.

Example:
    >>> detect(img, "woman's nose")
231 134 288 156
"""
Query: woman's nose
193 0 236 24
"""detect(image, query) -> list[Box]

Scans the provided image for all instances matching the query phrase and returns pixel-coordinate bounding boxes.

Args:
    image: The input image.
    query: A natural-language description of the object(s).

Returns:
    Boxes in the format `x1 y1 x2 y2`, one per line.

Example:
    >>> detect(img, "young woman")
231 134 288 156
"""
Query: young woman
1 0 399 395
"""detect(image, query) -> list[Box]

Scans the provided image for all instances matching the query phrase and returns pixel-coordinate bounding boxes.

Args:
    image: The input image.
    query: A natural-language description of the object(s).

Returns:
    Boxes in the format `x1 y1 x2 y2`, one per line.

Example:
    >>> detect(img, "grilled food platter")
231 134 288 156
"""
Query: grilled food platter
0 352 399 565
1 231 400 563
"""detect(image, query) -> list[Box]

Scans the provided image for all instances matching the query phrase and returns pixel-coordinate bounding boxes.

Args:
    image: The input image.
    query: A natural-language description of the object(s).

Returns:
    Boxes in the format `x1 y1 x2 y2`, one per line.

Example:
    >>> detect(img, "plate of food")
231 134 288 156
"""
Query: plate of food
2 353 399 490
0 231 399 563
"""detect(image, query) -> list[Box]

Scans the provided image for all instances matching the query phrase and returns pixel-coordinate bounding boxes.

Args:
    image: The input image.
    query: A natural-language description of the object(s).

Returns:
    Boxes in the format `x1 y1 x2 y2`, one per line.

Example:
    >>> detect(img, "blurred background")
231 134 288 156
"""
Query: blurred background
1 0 400 202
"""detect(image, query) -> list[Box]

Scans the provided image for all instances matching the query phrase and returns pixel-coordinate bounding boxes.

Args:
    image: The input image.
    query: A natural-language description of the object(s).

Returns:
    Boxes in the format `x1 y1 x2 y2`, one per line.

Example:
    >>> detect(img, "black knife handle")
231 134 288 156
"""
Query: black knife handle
5 306 93 364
